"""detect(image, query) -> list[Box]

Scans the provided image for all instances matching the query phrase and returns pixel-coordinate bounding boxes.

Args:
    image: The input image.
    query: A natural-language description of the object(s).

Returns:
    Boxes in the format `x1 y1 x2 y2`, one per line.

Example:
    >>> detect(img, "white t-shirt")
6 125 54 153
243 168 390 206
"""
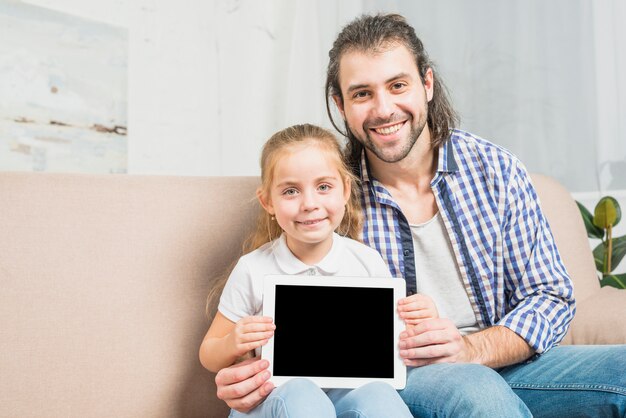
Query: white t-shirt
410 213 480 335
219 233 393 323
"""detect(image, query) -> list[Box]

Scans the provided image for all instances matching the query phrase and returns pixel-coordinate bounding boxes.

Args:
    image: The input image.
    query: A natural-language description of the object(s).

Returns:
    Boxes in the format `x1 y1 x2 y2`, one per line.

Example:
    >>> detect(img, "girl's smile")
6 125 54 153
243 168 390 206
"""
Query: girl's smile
260 143 350 265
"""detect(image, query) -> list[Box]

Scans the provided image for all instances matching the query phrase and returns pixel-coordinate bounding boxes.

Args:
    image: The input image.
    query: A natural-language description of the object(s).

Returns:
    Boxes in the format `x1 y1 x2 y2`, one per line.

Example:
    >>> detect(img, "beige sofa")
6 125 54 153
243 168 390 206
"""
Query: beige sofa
1 172 625 418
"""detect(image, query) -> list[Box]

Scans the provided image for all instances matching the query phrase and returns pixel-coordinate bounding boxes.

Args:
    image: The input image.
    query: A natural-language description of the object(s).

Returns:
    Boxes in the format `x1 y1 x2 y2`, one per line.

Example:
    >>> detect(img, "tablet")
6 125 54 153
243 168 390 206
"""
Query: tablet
262 274 406 389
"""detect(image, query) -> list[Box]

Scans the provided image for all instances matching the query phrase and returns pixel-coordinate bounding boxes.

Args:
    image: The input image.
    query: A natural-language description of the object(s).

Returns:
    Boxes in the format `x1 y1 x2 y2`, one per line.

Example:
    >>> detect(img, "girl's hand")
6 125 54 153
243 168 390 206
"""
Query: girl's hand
228 316 275 357
397 293 439 326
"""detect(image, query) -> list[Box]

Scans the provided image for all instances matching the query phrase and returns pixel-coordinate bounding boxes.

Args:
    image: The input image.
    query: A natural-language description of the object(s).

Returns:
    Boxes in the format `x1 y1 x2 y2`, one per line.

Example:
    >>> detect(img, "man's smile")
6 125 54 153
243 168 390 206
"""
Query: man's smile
371 121 406 136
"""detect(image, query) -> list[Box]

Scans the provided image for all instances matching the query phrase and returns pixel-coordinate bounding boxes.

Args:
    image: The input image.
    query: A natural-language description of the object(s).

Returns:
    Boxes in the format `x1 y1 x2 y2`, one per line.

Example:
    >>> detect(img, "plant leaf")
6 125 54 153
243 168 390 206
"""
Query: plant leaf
610 235 626 272
593 235 626 273
600 273 626 289
593 196 622 229
576 201 604 239
593 242 607 272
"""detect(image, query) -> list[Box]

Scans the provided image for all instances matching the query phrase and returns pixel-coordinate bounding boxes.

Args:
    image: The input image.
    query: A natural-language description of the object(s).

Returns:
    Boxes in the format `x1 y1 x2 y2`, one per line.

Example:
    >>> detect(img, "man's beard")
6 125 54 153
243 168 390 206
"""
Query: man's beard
351 109 428 164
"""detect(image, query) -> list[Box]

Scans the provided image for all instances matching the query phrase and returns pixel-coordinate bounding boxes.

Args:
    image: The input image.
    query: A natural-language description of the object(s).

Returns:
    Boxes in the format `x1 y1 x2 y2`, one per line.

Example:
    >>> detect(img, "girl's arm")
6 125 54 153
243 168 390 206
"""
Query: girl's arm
199 312 275 373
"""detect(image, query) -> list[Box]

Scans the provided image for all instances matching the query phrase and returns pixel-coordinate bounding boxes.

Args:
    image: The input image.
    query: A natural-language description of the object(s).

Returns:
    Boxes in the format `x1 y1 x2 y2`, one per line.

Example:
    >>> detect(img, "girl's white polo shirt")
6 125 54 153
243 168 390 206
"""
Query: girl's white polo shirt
218 233 392 324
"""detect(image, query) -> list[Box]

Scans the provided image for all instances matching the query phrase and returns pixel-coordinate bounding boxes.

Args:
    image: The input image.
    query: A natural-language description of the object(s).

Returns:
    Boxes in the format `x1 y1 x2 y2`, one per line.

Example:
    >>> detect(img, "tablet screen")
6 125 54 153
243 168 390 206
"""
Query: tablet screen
262 275 406 389
273 284 394 378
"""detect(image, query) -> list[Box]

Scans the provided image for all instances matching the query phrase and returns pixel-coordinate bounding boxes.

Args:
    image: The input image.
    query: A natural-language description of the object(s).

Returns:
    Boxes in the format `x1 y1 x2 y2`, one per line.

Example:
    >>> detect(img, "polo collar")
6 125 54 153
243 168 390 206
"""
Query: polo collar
273 233 344 275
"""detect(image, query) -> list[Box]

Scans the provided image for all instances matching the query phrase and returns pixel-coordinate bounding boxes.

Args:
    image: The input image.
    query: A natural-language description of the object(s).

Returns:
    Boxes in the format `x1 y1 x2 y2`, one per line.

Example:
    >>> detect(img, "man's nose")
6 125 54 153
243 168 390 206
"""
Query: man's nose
372 92 394 119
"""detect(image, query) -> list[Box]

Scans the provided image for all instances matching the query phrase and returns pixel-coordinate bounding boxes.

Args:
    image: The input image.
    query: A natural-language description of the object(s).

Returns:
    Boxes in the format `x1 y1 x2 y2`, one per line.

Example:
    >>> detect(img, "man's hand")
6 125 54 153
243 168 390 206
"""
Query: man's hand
399 318 469 367
215 357 275 412
399 320 534 368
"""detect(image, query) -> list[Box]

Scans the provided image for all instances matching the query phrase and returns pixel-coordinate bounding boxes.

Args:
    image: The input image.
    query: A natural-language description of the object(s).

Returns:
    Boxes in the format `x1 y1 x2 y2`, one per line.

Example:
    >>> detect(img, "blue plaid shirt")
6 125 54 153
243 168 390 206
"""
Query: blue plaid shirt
359 129 575 353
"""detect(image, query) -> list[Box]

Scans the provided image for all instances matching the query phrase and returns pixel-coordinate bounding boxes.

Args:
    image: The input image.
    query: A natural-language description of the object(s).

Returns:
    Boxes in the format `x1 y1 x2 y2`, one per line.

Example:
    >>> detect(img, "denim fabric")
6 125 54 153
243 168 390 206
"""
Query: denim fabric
229 378 412 418
399 363 532 417
500 345 626 418
397 345 625 418
229 346 625 417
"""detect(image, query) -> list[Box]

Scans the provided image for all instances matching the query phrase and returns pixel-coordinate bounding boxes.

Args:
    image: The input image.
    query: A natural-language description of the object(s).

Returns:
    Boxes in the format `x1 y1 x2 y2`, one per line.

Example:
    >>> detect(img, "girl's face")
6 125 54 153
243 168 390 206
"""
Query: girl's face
261 143 350 264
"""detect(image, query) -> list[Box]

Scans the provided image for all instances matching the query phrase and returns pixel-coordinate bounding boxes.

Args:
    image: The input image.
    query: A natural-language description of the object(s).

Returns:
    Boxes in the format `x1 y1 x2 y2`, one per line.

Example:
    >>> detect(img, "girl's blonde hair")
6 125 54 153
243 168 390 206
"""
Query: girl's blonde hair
206 123 363 318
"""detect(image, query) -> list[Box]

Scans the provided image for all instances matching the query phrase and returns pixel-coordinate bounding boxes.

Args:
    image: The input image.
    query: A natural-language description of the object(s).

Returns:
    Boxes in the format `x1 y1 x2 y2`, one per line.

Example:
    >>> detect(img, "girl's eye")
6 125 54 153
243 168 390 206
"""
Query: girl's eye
283 188 298 196
318 184 331 192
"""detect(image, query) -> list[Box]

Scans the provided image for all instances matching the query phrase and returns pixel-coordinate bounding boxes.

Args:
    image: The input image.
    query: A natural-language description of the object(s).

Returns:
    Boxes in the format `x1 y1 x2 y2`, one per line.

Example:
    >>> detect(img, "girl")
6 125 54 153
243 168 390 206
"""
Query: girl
199 124 432 417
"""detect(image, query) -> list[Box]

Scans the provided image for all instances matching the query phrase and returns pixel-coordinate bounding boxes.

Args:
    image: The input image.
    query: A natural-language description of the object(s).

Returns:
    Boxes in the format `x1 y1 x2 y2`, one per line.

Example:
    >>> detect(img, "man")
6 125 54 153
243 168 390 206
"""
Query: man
215 13 626 417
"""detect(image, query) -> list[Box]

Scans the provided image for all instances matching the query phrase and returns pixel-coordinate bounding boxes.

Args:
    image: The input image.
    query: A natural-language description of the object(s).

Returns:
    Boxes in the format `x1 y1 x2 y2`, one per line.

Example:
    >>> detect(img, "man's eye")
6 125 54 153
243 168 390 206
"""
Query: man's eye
392 82 406 90
353 91 369 99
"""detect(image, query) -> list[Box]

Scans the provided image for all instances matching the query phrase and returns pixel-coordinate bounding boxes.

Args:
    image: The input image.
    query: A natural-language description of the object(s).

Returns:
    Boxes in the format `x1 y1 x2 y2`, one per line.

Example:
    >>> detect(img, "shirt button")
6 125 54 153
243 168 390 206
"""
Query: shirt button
403 249 411 256
307 268 316 275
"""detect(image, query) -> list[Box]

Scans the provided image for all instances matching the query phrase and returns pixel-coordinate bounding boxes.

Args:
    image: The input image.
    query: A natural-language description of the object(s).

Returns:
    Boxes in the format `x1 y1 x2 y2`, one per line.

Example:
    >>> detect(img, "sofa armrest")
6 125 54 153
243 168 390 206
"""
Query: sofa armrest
563 286 626 345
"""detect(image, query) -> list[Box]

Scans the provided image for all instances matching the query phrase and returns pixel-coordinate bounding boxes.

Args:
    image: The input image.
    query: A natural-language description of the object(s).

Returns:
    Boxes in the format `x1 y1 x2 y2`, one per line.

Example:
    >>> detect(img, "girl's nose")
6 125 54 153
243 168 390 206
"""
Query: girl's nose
301 191 319 211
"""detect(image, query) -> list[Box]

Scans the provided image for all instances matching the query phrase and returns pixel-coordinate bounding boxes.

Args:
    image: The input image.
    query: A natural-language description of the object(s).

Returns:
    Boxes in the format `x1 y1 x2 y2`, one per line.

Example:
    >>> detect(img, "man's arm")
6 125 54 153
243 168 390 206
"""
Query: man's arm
496 161 575 353
399 319 534 369
463 325 534 368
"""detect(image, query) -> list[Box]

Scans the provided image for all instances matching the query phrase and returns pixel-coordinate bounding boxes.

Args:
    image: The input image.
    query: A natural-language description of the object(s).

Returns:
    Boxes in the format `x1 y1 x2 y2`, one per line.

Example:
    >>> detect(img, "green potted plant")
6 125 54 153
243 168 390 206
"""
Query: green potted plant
577 197 626 289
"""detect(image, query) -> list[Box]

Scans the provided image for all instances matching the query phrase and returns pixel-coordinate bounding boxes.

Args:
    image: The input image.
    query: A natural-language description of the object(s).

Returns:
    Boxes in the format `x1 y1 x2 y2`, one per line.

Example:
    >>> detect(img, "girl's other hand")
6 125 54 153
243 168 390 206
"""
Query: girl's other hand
228 316 275 357
397 293 439 326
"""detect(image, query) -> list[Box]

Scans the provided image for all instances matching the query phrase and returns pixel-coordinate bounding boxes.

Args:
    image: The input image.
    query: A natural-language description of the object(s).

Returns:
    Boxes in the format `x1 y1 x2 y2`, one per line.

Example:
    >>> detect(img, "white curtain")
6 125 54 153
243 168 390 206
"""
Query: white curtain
211 0 365 176
591 1 626 192
390 0 626 193
14 0 626 189
125 0 369 176
200 0 626 189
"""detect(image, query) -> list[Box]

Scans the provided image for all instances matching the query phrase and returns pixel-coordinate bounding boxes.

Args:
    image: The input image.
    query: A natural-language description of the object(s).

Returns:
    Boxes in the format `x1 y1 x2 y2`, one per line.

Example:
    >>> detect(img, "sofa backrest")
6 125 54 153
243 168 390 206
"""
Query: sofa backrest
1 173 259 417
0 172 598 417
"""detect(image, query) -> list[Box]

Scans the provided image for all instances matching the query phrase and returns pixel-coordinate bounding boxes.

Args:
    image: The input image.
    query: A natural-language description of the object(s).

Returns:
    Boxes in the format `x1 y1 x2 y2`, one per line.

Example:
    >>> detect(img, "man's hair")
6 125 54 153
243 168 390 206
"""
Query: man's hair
325 13 459 168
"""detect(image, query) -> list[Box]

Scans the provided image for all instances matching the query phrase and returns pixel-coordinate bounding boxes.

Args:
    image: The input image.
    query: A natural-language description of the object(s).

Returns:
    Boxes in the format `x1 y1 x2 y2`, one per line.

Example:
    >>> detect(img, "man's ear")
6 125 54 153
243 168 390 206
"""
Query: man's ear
332 95 346 119
256 188 274 215
423 67 434 102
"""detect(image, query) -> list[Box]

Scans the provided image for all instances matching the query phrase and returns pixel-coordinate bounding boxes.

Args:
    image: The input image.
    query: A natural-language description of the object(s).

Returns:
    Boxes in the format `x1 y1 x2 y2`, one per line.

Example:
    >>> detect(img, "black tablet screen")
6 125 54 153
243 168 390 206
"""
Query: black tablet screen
272 284 394 378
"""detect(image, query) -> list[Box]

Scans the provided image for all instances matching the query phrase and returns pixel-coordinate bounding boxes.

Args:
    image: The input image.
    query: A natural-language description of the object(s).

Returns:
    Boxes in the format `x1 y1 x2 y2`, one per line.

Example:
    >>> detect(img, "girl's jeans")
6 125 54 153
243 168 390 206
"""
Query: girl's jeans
228 379 413 418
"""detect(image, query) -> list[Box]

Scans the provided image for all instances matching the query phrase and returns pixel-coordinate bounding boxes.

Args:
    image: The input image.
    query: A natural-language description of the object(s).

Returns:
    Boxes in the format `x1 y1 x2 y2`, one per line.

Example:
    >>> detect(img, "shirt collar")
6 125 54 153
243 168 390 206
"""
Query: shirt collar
273 233 344 275
438 135 459 173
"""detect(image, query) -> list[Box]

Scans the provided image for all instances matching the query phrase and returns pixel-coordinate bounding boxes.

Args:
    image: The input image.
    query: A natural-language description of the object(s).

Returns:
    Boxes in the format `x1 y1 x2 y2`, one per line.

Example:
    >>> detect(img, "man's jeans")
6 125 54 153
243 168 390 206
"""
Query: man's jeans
399 345 626 417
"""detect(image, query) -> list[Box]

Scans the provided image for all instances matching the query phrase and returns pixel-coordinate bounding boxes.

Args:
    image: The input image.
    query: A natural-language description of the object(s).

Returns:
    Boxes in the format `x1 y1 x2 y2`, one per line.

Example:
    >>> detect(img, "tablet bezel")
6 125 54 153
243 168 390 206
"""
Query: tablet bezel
262 274 406 389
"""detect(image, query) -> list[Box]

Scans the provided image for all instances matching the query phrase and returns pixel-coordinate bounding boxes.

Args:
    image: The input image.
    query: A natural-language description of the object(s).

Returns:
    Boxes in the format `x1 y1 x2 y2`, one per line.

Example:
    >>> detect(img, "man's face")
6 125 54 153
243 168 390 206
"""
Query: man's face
334 44 434 163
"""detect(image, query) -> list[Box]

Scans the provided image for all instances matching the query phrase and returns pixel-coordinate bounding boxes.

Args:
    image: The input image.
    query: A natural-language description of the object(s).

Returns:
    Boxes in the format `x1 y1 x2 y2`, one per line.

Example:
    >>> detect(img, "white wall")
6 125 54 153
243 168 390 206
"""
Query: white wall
22 0 365 176
18 1 626 189
396 1 626 195
21 1 625 182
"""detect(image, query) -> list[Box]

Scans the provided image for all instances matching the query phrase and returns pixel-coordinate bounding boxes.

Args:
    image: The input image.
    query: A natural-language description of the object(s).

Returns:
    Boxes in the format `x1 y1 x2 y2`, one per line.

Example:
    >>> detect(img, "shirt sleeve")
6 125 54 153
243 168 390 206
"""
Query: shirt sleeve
218 258 257 323
497 160 576 354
